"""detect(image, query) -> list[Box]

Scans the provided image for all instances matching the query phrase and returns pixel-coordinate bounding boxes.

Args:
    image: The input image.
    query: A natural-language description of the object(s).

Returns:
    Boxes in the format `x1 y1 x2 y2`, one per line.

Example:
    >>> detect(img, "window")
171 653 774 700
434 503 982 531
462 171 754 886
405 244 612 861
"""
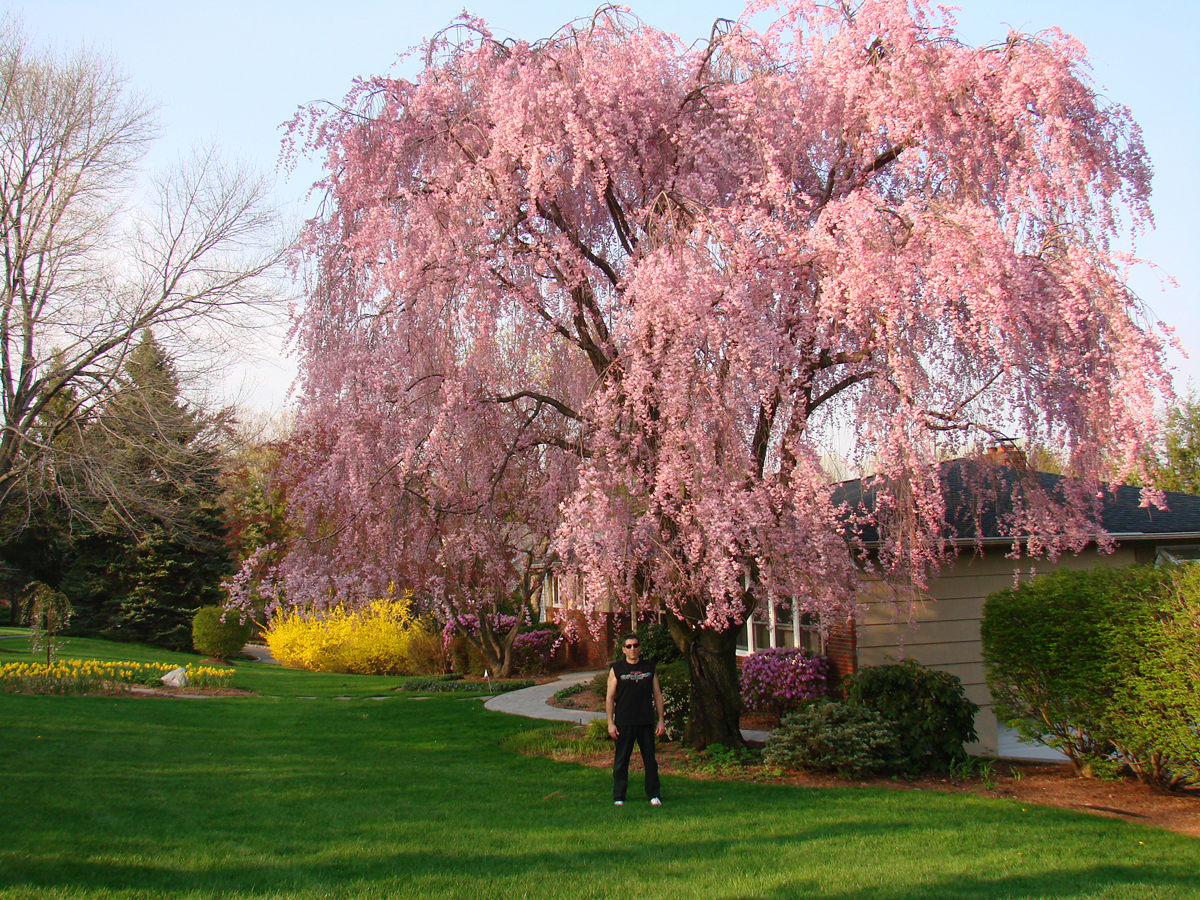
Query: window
737 606 823 655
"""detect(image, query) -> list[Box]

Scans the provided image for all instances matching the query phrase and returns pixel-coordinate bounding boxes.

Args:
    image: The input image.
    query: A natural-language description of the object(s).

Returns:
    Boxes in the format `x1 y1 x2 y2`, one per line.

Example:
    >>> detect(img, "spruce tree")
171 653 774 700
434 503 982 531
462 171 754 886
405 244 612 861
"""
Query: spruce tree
60 331 232 649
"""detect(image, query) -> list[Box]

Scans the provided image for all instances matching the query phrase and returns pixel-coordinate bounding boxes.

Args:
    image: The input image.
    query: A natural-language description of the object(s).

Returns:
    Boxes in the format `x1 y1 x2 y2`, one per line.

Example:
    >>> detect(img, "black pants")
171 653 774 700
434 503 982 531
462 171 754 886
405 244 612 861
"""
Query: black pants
612 723 660 801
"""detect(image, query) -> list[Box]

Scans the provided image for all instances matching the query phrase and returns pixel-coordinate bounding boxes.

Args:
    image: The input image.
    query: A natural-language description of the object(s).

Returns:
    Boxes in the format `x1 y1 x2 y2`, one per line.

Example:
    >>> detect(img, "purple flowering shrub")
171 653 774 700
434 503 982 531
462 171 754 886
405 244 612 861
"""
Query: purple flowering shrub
512 629 562 675
741 648 829 714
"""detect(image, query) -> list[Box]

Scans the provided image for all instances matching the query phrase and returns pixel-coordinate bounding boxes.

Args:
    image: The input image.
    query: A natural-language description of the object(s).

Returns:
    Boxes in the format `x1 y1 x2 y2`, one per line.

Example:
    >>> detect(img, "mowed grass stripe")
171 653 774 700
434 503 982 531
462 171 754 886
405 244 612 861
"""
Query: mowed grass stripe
0 639 1196 899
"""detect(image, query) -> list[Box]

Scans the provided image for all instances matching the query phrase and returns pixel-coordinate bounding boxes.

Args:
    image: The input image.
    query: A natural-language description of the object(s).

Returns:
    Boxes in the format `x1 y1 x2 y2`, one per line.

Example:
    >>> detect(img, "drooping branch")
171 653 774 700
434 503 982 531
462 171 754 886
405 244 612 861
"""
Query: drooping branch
486 390 583 421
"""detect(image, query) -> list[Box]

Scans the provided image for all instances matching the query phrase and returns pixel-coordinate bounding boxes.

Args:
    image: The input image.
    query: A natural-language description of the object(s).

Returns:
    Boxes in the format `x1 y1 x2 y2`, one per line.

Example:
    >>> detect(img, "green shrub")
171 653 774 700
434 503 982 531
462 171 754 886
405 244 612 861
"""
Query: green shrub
192 607 253 660
609 622 680 664
980 564 1172 773
656 659 690 741
764 700 900 777
841 658 978 773
1105 565 1200 789
683 743 758 776
589 670 609 695
638 622 681 664
448 635 487 676
585 717 611 742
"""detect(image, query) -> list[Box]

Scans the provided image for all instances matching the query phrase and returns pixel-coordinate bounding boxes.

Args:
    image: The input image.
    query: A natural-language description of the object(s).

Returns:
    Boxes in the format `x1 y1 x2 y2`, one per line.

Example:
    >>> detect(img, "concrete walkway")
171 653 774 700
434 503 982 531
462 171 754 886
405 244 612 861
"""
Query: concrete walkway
241 644 279 664
484 669 605 724
484 669 773 742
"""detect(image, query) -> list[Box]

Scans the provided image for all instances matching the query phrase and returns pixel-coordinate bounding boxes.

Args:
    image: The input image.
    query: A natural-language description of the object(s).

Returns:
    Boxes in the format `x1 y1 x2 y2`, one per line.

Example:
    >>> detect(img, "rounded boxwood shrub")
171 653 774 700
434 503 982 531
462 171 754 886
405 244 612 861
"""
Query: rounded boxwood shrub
764 700 900 777
841 658 978 773
192 606 253 660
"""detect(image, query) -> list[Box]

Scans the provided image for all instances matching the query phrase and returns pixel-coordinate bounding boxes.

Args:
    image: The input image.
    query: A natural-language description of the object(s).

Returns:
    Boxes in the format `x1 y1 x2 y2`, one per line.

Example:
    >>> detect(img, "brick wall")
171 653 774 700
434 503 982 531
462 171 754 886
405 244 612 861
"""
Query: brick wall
823 620 857 688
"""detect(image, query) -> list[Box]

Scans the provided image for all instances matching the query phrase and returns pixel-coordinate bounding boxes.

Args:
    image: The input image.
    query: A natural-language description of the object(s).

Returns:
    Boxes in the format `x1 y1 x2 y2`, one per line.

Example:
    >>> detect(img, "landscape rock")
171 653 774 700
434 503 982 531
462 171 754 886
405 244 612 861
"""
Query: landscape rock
161 667 189 688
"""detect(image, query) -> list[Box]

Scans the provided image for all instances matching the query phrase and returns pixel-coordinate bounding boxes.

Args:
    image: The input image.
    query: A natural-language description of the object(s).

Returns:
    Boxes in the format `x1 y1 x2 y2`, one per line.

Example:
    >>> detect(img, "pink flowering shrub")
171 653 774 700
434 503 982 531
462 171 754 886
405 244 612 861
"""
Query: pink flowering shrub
512 629 562 675
741 648 829 714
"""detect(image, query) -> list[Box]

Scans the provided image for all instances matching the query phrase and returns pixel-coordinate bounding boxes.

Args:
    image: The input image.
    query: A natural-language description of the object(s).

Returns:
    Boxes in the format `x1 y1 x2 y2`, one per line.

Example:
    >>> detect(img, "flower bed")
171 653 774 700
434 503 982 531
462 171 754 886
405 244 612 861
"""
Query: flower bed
0 660 234 694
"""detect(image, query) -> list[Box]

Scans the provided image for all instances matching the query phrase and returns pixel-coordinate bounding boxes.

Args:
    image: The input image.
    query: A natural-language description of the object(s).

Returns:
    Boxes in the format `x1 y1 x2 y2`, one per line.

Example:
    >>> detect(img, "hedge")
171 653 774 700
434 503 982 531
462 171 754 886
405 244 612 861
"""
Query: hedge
981 563 1198 788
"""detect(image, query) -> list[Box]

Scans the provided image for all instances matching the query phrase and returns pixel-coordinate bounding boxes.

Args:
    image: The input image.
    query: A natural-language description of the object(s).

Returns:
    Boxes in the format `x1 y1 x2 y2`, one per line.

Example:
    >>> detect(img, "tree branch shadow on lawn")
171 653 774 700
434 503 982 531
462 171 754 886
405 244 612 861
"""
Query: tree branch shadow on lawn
4 834 1195 900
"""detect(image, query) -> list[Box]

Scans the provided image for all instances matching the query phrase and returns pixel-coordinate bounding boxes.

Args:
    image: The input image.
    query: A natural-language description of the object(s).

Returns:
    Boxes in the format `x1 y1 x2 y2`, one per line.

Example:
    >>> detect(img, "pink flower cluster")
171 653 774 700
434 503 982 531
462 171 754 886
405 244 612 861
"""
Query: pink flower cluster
510 629 562 675
741 648 829 712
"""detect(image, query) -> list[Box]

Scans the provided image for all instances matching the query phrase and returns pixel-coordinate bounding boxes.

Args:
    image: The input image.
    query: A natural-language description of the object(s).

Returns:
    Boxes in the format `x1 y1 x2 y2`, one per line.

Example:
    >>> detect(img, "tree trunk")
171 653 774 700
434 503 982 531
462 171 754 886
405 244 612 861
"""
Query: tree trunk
471 611 522 679
667 617 744 750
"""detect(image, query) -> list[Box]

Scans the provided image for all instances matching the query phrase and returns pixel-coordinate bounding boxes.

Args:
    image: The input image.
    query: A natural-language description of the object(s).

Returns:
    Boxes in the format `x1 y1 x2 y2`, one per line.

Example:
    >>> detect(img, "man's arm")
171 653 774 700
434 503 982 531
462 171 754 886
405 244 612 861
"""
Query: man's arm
606 667 619 739
652 673 666 737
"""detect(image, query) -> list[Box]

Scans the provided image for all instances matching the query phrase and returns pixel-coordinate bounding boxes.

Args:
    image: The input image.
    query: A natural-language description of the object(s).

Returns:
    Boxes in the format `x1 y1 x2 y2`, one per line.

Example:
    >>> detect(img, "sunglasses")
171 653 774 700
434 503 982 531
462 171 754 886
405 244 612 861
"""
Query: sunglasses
624 642 639 649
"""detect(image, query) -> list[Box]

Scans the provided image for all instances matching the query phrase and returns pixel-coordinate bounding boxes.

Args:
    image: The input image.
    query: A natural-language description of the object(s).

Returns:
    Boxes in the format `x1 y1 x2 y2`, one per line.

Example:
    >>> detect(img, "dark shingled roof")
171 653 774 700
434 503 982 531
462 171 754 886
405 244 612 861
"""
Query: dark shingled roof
833 461 1200 544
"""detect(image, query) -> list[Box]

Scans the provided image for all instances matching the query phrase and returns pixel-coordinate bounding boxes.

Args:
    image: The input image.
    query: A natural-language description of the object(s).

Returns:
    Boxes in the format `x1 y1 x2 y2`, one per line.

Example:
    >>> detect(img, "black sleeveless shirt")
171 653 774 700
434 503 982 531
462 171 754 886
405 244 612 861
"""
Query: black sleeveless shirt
611 658 657 727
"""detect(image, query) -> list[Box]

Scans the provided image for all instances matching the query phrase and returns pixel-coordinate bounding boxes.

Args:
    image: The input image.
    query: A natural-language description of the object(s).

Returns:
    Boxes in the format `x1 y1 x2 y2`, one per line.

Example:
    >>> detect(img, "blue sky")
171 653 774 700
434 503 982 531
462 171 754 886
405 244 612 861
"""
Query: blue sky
5 1 1197 414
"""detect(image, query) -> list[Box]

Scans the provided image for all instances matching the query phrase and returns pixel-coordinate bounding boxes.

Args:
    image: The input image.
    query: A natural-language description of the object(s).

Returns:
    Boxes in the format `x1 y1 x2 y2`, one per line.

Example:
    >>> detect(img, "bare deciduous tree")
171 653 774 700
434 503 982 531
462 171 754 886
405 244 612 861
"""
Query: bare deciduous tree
0 19 285 537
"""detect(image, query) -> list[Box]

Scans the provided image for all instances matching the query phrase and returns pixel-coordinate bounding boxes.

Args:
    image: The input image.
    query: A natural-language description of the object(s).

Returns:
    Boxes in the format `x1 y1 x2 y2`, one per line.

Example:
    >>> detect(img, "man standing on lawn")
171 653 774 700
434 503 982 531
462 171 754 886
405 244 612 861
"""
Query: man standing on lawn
606 632 666 806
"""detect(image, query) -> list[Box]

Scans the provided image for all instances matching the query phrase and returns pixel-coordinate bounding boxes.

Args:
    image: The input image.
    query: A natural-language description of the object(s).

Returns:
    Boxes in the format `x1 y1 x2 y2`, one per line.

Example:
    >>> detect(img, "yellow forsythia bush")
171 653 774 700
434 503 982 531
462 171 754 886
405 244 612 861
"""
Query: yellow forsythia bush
265 598 432 675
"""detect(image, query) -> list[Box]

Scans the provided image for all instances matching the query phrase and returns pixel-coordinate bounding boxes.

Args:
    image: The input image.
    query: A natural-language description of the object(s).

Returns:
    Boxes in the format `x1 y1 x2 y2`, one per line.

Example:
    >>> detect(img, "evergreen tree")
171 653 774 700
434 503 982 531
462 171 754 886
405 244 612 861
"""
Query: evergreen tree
59 331 232 648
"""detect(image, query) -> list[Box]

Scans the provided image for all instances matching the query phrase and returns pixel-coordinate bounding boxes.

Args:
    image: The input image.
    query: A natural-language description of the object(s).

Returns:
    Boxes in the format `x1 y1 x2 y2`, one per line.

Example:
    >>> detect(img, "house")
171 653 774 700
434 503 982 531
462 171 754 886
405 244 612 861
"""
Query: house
828 459 1200 759
540 458 1200 759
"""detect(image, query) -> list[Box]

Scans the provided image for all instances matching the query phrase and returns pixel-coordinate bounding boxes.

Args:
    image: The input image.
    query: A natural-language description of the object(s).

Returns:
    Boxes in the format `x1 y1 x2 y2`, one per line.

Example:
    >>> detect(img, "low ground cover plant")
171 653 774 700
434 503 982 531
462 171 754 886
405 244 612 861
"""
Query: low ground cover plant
502 722 610 758
764 700 901 777
682 742 760 777
0 659 233 693
982 562 1199 788
398 677 535 693
553 682 586 704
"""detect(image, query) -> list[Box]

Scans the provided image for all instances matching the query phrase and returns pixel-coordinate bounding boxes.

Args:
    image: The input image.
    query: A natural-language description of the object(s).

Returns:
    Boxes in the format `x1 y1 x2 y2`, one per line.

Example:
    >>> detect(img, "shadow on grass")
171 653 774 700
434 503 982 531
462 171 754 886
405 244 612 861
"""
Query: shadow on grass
4 837 1195 900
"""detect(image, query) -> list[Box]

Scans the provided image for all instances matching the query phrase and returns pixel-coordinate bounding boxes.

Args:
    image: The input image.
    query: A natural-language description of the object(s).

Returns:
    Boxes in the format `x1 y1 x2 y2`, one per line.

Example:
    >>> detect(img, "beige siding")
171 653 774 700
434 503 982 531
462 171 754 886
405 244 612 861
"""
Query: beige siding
856 545 1139 756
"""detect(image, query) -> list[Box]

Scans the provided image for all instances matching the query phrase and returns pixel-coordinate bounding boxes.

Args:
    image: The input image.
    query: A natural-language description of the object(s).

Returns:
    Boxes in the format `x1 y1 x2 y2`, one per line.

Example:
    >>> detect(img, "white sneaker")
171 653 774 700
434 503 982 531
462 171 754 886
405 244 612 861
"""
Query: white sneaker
650 797 662 807
613 800 624 806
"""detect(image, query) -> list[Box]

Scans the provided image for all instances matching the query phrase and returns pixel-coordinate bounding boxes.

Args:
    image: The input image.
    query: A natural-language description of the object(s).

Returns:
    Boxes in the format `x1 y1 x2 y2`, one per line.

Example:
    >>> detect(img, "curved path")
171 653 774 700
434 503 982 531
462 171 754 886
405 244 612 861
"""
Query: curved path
241 644 279 664
484 669 772 742
484 669 605 724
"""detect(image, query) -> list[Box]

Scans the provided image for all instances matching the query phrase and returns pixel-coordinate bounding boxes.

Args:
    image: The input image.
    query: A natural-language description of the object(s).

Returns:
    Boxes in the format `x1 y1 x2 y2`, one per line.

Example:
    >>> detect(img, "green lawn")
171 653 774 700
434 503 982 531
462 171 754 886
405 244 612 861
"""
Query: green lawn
1 635 1197 899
